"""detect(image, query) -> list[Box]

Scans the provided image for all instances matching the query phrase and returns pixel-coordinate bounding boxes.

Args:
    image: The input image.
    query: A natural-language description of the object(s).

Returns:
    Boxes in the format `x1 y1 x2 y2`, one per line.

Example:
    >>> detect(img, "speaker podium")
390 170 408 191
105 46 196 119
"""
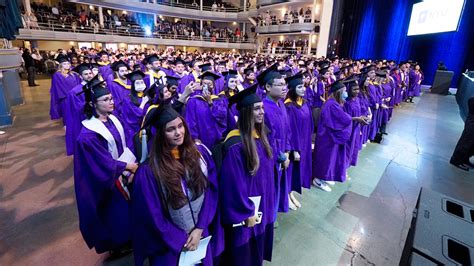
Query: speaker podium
400 188 474 265
430 70 454 95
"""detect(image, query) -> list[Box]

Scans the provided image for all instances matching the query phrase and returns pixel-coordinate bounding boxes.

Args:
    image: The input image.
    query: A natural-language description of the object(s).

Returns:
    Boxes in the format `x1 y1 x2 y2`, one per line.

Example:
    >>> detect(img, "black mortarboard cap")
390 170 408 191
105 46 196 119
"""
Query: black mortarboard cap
97 50 109 57
175 58 186 65
329 80 345 94
79 74 109 100
320 66 330 75
56 54 70 63
222 69 238 81
244 66 254 75
111 60 130 71
199 71 221 82
165 75 182 86
228 83 261 110
199 63 213 72
285 71 304 90
375 70 387 77
125 70 145 81
142 105 181 129
256 63 280 86
144 54 159 64
72 63 91 74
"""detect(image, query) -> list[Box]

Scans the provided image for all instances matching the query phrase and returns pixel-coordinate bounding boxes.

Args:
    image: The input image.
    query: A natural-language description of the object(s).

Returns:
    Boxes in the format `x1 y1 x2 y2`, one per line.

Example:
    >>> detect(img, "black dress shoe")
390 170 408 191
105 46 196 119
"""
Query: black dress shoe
450 161 469 171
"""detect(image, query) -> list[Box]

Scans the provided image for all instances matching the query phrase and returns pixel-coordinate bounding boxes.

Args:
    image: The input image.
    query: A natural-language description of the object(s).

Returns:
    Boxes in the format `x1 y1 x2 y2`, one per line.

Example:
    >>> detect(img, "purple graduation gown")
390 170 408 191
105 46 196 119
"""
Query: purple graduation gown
263 98 291 213
73 117 131 253
343 96 362 167
118 95 150 149
367 82 381 140
312 98 352 182
409 70 423 97
184 96 233 149
285 99 314 192
131 144 218 266
380 82 393 125
64 82 86 156
98 64 114 81
49 71 81 121
177 72 197 94
219 134 275 266
107 79 132 116
357 93 370 148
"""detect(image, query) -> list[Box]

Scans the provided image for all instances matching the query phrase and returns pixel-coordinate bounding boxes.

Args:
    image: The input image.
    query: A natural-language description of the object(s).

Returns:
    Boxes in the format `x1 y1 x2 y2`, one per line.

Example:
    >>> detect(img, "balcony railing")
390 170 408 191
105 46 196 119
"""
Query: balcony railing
22 21 254 44
260 47 317 55
144 0 251 12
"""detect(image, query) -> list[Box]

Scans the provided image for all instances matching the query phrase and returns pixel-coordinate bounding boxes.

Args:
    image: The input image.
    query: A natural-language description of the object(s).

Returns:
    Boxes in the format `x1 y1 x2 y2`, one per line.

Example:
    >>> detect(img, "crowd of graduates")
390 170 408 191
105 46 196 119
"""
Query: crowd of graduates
49 49 423 265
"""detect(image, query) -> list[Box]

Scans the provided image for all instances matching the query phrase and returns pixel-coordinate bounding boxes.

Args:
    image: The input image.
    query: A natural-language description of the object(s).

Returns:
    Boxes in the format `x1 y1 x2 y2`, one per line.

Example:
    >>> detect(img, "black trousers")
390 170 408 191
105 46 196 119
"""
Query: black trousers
27 66 36 85
451 116 474 164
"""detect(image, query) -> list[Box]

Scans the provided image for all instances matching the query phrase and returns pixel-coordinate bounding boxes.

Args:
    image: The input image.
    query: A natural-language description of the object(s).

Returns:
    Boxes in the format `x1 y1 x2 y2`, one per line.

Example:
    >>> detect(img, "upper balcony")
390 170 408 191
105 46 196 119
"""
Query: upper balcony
66 0 258 22
257 0 311 8
256 22 318 34
17 22 256 50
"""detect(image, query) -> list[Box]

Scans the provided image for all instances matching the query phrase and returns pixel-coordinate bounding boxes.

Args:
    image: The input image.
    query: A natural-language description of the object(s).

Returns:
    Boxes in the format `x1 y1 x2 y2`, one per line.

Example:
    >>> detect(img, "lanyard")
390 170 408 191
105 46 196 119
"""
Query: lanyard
181 177 197 227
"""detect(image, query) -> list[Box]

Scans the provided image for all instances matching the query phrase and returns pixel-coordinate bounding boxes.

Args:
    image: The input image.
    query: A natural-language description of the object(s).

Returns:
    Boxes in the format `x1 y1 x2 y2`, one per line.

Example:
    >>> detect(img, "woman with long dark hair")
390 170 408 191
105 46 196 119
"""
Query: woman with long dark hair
131 106 218 265
74 78 138 256
219 84 275 266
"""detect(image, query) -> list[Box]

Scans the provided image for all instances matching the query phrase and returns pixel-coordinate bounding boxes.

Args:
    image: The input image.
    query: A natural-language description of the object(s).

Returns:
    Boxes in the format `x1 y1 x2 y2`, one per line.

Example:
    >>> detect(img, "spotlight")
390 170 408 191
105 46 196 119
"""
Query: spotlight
144 26 152 36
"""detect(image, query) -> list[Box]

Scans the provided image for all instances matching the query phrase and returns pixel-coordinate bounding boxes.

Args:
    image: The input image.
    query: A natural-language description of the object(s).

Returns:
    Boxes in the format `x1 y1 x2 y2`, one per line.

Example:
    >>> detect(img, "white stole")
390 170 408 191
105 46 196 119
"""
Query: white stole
81 114 134 162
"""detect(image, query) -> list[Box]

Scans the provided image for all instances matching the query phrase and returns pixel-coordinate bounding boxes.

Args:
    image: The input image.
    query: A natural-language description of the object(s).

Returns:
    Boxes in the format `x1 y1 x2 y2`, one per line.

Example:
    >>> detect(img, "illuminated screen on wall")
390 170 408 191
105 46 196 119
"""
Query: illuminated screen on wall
407 0 465 36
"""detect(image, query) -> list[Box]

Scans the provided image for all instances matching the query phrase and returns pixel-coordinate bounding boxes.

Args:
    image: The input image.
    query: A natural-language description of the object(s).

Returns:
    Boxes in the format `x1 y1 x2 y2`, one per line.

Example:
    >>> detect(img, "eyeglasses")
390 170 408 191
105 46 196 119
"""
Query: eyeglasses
97 97 114 103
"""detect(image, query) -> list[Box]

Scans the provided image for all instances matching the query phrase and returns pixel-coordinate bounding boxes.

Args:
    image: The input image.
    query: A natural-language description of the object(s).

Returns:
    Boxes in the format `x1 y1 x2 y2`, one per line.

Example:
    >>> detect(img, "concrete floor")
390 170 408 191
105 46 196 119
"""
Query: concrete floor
0 78 473 266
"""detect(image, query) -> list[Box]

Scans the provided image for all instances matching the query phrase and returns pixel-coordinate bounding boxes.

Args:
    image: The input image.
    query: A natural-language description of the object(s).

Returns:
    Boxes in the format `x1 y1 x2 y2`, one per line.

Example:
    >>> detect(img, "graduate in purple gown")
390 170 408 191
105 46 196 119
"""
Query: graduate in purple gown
343 78 369 168
131 106 218 266
184 71 234 149
119 70 153 149
74 79 138 255
400 63 410 102
49 54 81 122
284 72 314 209
391 67 403 106
312 81 353 192
143 54 167 89
357 79 372 148
177 60 202 94
97 51 114 81
409 63 423 99
377 70 393 135
242 66 257 89
64 63 95 156
218 70 241 121
220 85 275 266
107 60 131 117
257 63 291 214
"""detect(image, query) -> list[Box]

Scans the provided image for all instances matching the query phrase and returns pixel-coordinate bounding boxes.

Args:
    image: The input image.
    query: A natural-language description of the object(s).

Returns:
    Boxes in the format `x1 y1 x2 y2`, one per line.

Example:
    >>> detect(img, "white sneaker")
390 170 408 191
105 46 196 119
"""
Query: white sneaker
289 192 301 208
324 181 336 186
288 198 298 210
313 178 332 192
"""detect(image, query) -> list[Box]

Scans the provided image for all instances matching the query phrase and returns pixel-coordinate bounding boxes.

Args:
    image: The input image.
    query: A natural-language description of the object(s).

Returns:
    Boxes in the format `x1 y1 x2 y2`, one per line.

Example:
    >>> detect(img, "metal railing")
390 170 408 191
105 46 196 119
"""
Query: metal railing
142 0 256 12
22 21 255 44
260 47 317 55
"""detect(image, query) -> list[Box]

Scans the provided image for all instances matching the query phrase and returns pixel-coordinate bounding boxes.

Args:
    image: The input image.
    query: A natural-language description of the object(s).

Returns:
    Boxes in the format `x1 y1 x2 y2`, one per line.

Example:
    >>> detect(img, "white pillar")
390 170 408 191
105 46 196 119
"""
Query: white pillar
316 0 332 58
23 0 32 15
307 34 312 55
153 14 157 27
200 0 203 11
200 19 203 38
244 0 247 11
243 22 246 36
98 6 104 28
311 0 318 23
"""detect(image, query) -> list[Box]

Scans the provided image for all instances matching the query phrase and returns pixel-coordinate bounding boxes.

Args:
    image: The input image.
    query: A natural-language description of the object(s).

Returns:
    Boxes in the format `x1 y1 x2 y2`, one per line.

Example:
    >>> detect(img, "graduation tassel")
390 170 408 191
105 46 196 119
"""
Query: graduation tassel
140 129 148 164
